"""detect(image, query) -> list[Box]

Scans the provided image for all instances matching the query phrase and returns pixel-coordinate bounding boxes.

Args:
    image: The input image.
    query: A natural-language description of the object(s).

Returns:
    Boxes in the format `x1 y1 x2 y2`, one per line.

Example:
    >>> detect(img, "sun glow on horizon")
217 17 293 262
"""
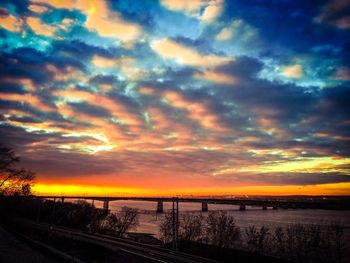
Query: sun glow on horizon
33 182 350 197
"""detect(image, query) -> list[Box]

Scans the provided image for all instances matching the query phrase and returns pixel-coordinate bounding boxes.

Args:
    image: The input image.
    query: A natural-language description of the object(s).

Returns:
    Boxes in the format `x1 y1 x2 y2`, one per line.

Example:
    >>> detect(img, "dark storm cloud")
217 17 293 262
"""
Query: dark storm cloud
0 82 27 94
69 102 112 118
0 0 30 15
0 49 51 84
52 40 120 61
0 125 49 151
219 172 350 185
0 46 85 85
316 0 350 30
90 75 119 85
22 150 124 177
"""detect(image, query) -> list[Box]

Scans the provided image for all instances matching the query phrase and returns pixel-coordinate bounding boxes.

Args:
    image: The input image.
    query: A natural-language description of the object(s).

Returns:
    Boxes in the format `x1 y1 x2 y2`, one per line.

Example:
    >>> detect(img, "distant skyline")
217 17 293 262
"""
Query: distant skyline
0 0 349 196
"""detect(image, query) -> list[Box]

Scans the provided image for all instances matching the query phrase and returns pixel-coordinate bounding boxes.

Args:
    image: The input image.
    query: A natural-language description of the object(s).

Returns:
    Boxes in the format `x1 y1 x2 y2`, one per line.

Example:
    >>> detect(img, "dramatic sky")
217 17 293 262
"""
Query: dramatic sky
0 0 349 196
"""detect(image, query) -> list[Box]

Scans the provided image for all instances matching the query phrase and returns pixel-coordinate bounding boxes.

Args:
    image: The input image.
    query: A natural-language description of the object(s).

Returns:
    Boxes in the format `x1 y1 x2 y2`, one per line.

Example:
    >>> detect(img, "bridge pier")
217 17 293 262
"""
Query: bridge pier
239 204 246 211
273 206 278 210
262 205 267 210
103 200 109 210
201 202 208 212
60 197 65 203
156 201 163 213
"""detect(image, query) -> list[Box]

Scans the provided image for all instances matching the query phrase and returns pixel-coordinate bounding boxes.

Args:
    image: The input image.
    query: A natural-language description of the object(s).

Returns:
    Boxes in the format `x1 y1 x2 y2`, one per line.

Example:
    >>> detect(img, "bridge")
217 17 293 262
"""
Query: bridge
34 195 341 212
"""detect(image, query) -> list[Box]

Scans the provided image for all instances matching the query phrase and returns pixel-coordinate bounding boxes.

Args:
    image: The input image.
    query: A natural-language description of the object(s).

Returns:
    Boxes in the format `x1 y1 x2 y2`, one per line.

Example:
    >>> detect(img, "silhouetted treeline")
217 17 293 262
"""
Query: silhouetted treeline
0 197 139 237
160 211 350 263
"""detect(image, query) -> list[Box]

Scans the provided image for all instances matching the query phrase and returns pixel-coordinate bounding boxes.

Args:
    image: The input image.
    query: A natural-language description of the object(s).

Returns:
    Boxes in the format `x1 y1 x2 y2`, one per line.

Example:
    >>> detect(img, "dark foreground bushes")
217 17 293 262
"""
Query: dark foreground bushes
0 196 139 237
160 211 350 263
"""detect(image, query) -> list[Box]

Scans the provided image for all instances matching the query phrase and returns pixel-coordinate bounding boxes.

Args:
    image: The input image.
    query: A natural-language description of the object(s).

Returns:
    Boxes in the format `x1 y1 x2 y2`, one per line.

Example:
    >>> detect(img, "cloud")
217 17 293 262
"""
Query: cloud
91 55 147 80
160 0 205 16
0 93 55 112
0 8 22 33
163 90 228 132
215 19 257 42
216 27 233 41
82 0 143 44
160 0 223 23
52 89 143 131
215 171 350 185
332 67 350 81
194 70 236 85
281 64 303 78
31 0 143 44
315 0 350 29
201 0 223 23
92 55 119 68
28 4 49 14
26 16 57 37
151 38 232 67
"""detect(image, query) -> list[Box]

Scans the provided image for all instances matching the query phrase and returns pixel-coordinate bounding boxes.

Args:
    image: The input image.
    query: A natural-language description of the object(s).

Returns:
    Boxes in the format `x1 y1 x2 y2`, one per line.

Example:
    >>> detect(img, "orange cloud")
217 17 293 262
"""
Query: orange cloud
0 93 54 112
0 10 22 33
201 0 223 23
151 39 232 68
1 77 36 92
28 4 49 13
92 55 119 68
163 91 227 132
47 64 85 82
92 55 147 80
31 0 143 44
82 1 142 44
194 70 236 85
53 90 143 131
281 64 303 78
139 86 156 95
147 107 172 131
26 17 57 37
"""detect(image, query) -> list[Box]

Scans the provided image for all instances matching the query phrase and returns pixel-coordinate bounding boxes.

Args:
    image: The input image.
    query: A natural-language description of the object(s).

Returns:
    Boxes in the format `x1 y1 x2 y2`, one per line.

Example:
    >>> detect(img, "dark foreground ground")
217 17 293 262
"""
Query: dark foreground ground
3 197 347 263
0 225 58 263
0 220 288 263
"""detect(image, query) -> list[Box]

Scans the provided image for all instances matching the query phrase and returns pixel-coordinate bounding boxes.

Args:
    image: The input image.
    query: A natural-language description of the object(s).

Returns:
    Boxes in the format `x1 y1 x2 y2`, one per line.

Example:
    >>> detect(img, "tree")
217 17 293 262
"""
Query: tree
0 144 35 196
206 211 241 248
245 225 270 254
180 213 205 242
101 206 139 237
159 211 175 243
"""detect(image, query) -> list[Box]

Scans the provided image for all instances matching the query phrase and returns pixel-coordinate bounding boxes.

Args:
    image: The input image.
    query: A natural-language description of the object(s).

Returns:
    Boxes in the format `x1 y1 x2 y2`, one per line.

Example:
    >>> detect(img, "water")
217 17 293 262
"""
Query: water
82 200 350 237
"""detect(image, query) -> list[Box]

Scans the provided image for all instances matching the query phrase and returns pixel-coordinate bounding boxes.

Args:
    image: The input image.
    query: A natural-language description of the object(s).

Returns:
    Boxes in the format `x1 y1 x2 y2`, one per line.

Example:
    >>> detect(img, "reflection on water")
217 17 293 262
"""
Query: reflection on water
76 200 350 237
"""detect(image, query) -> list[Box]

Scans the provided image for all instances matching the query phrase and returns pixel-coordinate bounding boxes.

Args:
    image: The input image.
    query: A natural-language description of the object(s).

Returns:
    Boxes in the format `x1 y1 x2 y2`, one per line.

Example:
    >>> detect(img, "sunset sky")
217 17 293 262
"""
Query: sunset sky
0 0 349 196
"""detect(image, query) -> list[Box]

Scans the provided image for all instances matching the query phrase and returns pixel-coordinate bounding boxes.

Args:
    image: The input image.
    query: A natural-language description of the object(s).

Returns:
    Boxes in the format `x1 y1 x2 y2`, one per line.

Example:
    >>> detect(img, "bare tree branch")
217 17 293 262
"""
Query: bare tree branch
0 144 35 196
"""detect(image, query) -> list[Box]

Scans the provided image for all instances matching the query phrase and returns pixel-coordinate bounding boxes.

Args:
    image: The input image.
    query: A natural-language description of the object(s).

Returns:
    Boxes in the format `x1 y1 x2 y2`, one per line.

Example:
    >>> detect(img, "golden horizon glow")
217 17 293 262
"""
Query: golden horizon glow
33 182 350 197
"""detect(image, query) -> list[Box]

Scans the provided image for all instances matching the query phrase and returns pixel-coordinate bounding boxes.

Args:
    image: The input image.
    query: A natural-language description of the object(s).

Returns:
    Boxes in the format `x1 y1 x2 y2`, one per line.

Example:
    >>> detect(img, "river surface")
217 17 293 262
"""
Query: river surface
65 199 350 237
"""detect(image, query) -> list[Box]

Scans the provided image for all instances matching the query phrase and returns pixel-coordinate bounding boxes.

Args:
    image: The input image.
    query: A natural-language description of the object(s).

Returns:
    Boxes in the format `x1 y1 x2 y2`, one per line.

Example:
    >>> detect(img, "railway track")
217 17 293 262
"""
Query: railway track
25 221 219 263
